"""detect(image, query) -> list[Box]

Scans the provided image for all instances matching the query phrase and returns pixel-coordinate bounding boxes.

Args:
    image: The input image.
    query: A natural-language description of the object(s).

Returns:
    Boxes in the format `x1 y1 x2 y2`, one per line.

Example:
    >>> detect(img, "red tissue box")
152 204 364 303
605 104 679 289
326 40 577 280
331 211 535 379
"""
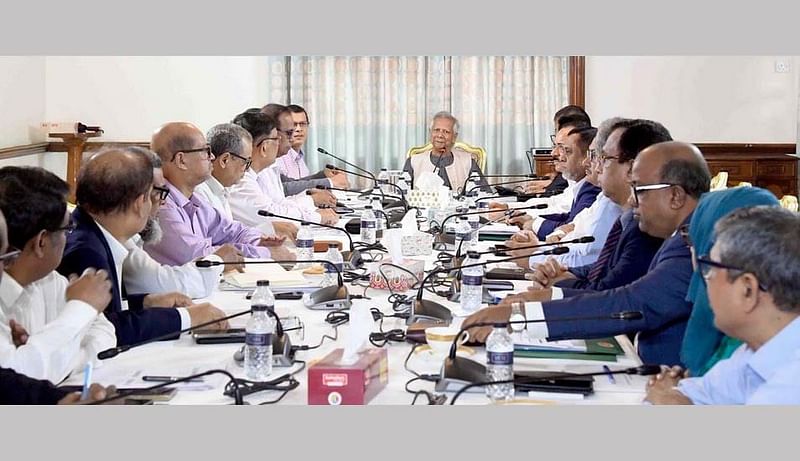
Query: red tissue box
307 348 389 405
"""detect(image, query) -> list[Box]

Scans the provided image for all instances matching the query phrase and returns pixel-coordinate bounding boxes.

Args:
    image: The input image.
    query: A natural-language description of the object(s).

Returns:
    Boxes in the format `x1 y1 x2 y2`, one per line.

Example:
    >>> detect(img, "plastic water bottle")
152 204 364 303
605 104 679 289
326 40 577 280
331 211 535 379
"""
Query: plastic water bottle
460 251 483 313
371 196 385 231
397 172 410 197
467 205 480 247
295 222 314 268
360 205 377 244
377 168 392 196
322 243 344 287
245 280 276 381
486 323 515 402
454 215 473 253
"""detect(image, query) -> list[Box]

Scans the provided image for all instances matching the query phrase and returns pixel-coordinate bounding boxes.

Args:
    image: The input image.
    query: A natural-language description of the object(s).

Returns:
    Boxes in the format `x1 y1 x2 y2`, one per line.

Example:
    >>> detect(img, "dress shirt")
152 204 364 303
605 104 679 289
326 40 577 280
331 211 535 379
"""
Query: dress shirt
676 317 800 405
229 165 321 226
97 223 191 330
276 148 311 179
529 177 587 232
194 176 233 221
123 235 223 299
144 181 271 266
528 193 623 269
0 271 116 383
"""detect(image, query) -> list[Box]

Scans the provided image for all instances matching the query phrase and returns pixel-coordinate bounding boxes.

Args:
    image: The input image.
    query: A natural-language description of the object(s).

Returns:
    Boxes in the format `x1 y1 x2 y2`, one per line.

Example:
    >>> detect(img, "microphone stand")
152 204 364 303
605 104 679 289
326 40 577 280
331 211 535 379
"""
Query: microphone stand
89 369 245 405
257 210 363 269
460 174 548 197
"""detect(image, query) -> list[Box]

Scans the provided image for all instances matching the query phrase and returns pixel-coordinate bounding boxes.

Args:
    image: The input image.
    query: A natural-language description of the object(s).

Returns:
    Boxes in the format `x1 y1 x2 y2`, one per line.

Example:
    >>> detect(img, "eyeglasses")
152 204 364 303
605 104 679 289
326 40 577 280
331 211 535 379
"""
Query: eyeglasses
550 134 557 145
172 145 214 161
0 248 21 265
600 154 621 166
258 136 280 147
293 121 309 128
695 254 768 291
51 222 77 235
278 128 295 137
630 183 678 206
678 223 692 248
553 144 573 156
152 185 170 202
226 152 253 170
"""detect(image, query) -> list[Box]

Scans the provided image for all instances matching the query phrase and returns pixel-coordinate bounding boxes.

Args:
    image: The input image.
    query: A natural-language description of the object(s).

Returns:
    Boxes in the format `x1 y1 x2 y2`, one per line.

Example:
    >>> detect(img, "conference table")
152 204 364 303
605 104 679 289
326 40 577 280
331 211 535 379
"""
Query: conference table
61 193 649 405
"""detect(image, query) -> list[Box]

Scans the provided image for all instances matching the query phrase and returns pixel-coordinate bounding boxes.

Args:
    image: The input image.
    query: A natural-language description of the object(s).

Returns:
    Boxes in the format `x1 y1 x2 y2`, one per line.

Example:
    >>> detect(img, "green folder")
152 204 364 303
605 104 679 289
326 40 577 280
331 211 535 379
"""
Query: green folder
514 337 624 362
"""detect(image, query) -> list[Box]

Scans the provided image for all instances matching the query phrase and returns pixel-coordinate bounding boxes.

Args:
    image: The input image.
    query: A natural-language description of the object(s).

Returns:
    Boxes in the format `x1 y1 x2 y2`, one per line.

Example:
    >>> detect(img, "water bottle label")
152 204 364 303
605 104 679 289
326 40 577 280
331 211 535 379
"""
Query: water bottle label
361 220 376 229
470 221 480 230
456 231 471 241
245 332 272 347
463 275 483 286
297 238 314 249
478 202 489 209
325 262 344 273
487 350 514 365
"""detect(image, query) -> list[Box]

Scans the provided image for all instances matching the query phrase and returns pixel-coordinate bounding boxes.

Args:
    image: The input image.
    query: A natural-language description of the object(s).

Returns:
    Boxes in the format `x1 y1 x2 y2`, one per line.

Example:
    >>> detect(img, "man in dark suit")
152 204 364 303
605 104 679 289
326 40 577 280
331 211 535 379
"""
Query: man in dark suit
527 120 670 294
465 140 711 366
0 209 112 405
58 147 229 347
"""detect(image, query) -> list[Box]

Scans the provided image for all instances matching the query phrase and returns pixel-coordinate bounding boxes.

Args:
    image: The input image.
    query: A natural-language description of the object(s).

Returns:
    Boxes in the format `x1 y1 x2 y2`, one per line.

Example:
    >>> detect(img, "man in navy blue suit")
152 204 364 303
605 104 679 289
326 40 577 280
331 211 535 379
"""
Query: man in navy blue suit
58 147 229 347
465 140 711 366
527 120 670 294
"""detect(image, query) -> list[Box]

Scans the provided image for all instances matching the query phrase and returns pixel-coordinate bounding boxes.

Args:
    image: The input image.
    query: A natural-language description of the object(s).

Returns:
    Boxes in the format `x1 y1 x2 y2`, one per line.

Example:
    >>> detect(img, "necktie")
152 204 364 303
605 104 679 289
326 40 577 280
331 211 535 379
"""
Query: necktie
588 217 623 282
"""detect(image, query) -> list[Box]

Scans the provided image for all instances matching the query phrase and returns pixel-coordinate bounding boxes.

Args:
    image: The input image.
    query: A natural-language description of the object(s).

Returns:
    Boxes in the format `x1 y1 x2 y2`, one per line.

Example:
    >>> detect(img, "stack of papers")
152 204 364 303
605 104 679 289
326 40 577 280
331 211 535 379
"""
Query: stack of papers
512 334 588 353
223 263 312 289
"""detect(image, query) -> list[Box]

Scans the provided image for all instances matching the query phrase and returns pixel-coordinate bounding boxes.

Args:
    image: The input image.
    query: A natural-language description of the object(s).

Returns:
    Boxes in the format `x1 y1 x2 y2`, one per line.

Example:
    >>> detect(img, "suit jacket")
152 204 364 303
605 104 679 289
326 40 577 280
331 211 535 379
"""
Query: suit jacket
544 173 568 195
557 210 664 293
0 366 69 405
281 172 329 196
537 180 601 240
57 208 182 347
542 213 694 366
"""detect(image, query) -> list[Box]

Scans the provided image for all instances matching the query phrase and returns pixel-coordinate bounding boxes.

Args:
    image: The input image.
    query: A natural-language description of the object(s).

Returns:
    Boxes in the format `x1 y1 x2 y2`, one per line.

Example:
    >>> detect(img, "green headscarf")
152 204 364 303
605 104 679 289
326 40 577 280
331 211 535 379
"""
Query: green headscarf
680 187 779 376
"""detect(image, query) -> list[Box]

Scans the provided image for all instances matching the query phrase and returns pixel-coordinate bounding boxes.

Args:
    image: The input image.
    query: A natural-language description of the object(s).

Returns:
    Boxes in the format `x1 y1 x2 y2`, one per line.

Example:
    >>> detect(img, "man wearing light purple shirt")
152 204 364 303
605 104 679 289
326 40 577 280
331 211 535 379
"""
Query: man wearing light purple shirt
144 122 294 266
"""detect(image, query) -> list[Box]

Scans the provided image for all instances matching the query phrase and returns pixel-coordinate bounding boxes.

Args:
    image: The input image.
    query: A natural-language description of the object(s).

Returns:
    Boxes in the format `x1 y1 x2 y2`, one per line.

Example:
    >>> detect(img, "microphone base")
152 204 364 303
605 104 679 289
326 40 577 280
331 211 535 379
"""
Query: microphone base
434 356 487 393
232 334 295 368
341 249 364 269
303 285 351 310
407 299 453 326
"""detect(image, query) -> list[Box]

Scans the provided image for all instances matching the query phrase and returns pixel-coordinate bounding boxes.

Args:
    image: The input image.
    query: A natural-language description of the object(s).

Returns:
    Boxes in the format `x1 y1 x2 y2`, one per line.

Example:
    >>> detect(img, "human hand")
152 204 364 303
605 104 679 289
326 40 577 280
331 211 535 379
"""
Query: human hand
58 384 119 405
524 179 550 194
272 222 298 241
326 169 350 189
526 258 571 289
65 268 113 313
644 366 693 405
318 208 339 226
213 244 245 273
143 291 193 308
507 211 533 229
259 234 287 247
309 189 337 207
9 319 29 347
461 304 513 344
186 303 230 330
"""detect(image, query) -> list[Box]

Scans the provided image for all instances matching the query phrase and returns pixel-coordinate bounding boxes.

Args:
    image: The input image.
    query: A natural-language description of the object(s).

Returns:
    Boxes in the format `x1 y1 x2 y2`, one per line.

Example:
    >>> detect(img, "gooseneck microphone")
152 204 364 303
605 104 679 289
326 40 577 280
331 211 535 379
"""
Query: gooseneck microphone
257 210 363 268
196 258 350 311
434 203 548 234
89 369 244 405
318 147 378 186
408 247 569 325
438 311 646 396
449 362 660 405
468 178 538 195
460 173 549 196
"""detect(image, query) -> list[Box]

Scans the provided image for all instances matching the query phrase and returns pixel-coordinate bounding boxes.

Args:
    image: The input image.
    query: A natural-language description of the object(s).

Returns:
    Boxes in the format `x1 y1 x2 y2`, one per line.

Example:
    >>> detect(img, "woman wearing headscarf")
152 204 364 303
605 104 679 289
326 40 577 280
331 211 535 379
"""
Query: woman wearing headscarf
680 187 780 376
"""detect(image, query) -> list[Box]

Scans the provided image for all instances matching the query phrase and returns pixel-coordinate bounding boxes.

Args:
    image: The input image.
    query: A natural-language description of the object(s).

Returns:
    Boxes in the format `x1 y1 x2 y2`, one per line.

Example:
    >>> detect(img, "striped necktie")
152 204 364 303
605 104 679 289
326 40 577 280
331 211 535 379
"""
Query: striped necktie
587 217 624 282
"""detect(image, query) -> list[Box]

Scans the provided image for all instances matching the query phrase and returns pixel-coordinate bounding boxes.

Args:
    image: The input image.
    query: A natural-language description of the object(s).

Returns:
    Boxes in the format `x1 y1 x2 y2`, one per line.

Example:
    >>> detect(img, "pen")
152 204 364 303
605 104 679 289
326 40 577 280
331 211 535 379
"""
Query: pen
602 365 616 384
81 362 94 400
142 375 205 383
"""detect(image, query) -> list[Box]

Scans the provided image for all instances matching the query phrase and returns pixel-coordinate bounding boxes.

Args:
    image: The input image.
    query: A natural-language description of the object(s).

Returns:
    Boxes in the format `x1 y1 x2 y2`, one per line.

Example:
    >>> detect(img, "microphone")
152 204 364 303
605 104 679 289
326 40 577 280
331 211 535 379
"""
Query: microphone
409 247 569 326
196 258 350 311
488 236 595 256
435 203 548 234
89 369 245 405
448 363 661 404
257 210 362 269
316 184 407 212
460 174 548 199
438 310 645 394
469 178 537 195
325 164 376 185
318 147 378 186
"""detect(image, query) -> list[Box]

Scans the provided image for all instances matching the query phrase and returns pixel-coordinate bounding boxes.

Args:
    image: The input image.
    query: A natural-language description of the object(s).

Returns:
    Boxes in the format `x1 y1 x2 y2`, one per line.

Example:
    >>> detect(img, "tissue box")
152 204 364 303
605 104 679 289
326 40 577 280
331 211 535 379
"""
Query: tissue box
406 188 450 209
308 348 389 405
401 231 434 256
368 259 424 292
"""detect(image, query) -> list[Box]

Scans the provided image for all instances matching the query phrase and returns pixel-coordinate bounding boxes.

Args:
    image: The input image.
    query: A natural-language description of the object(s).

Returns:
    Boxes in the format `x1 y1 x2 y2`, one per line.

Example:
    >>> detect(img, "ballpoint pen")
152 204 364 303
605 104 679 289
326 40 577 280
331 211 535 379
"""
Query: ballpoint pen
142 375 205 383
602 365 616 384
81 362 94 400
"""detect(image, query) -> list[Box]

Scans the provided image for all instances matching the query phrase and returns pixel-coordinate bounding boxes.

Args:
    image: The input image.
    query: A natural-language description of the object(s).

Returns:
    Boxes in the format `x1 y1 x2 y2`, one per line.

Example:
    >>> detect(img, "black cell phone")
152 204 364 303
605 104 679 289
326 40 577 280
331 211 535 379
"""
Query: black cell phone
485 267 528 280
485 280 515 291
58 386 177 401
193 328 245 344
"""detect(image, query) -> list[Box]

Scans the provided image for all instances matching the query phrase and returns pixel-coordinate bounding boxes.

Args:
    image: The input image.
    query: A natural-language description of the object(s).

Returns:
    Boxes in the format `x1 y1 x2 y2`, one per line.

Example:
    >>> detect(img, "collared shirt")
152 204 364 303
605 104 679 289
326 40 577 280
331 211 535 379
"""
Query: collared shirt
677 317 800 405
530 177 587 233
123 235 223 299
194 176 233 221
276 148 311 180
97 222 192 330
0 271 116 383
528 193 623 269
144 180 271 266
510 177 577 218
229 165 321 227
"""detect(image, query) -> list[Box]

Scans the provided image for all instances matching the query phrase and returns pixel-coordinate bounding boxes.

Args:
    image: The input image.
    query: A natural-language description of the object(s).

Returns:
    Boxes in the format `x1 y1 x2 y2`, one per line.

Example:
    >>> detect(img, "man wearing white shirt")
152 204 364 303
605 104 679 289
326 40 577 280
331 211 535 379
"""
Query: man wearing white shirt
122 149 229 299
0 166 115 383
229 109 338 226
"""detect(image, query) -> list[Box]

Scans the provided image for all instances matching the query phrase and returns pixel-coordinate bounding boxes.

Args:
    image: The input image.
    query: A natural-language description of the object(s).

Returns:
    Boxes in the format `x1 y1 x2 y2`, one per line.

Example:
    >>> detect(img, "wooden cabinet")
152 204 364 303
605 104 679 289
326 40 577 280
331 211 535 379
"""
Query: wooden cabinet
534 143 798 197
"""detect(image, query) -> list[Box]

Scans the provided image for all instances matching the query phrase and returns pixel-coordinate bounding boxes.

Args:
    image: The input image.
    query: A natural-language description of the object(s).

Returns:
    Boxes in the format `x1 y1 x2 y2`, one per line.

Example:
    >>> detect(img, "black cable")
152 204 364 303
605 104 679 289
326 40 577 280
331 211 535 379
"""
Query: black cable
294 325 340 351
449 378 515 405
405 376 446 405
369 329 406 347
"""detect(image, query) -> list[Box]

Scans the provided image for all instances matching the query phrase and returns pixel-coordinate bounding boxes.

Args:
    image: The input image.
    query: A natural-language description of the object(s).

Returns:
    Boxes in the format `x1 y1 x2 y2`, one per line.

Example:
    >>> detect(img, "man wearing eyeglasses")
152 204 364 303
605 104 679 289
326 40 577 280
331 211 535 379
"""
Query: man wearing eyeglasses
0 166 115 383
465 141 710 366
646 206 800 405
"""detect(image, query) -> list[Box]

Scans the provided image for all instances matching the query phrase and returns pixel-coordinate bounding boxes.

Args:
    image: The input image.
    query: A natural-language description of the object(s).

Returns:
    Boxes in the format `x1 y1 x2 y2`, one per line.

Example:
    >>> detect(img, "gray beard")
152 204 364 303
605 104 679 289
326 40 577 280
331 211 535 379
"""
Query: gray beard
140 216 163 244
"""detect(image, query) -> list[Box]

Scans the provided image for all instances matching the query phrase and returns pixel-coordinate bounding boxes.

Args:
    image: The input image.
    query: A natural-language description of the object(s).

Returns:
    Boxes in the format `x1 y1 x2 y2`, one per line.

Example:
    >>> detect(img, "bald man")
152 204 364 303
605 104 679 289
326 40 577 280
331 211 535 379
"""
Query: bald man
464 141 711 366
144 122 294 266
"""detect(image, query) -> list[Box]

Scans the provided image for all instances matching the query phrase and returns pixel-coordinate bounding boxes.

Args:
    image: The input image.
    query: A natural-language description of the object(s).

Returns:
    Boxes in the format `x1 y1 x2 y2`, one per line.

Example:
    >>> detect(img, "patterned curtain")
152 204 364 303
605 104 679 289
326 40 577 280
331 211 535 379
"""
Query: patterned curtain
266 56 568 178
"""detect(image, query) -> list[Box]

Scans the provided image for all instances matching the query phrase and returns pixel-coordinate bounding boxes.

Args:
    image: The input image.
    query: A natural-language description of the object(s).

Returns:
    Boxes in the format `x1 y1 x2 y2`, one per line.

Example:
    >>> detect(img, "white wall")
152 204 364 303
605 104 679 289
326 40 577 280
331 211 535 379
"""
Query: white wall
45 56 271 141
585 56 799 143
